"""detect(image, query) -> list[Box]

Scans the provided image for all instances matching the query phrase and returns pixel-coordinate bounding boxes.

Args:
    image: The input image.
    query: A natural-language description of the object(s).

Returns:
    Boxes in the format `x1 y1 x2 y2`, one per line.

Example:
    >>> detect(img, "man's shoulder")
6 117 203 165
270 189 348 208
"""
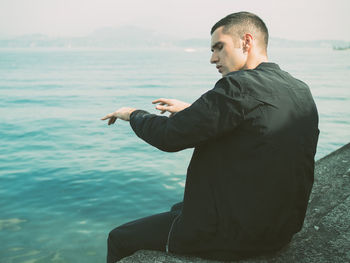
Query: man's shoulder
213 62 311 103
212 74 243 97
224 62 282 81
213 65 274 95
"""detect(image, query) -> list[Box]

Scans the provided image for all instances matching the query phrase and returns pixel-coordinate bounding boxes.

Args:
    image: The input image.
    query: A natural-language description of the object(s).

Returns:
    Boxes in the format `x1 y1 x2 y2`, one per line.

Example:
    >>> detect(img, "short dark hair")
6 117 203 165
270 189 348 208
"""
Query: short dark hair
211 12 269 51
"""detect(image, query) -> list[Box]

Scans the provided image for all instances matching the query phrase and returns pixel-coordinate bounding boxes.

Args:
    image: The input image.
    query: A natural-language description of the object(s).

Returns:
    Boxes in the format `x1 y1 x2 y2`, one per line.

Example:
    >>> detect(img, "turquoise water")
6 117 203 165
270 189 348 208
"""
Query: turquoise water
0 47 349 262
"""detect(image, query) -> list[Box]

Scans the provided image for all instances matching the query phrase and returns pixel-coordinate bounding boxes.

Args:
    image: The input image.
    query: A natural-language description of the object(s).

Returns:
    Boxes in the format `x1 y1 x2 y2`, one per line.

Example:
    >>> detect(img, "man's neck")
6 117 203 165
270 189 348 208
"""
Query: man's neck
244 52 268 70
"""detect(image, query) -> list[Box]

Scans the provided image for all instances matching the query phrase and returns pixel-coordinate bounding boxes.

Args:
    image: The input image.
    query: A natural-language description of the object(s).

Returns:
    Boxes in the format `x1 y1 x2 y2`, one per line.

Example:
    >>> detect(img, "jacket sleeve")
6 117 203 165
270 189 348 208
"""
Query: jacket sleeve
129 78 246 152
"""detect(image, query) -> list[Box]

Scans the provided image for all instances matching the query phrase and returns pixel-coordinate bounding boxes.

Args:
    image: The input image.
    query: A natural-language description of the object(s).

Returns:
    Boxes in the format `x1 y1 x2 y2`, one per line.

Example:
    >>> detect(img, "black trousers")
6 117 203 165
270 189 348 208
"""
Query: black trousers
107 201 291 263
107 202 182 263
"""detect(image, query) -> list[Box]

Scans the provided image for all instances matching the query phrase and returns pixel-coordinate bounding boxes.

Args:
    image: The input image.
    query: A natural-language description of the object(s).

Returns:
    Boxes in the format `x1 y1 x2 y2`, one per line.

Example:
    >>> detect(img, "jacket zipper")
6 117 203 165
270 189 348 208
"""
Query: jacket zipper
166 213 181 253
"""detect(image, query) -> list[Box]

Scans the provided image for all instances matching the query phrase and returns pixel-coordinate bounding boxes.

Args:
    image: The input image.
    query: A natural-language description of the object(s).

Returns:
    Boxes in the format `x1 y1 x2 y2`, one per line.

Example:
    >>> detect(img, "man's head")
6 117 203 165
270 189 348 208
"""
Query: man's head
210 12 269 76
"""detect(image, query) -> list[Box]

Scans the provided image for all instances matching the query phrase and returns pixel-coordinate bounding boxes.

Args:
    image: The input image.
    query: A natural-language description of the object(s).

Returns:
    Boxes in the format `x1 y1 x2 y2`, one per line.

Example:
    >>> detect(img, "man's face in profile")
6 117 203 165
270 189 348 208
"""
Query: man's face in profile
210 26 246 76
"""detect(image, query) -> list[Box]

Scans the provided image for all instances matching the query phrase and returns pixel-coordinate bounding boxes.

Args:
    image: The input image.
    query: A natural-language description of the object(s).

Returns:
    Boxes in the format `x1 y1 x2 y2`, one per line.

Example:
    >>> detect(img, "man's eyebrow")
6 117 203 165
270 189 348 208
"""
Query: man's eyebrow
211 41 223 51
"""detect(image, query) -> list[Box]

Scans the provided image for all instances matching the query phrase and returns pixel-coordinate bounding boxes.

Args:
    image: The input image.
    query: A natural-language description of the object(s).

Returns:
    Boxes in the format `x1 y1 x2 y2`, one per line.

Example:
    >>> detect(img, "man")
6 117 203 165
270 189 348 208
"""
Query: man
101 12 319 263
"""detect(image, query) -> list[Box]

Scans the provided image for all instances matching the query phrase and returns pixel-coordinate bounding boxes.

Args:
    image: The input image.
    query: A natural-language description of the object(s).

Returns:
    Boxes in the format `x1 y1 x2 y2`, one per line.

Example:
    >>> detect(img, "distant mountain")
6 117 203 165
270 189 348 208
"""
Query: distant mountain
0 26 348 49
85 26 177 48
0 26 176 48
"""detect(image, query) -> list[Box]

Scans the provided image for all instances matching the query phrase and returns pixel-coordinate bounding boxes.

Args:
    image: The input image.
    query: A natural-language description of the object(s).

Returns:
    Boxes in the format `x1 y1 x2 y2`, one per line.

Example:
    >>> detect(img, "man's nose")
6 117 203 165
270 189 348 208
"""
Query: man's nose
210 52 218 64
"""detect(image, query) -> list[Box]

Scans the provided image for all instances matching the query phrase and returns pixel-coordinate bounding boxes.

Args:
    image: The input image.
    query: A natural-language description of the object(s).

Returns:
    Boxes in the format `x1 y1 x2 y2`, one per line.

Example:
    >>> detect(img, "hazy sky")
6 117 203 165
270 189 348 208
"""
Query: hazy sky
1 0 349 41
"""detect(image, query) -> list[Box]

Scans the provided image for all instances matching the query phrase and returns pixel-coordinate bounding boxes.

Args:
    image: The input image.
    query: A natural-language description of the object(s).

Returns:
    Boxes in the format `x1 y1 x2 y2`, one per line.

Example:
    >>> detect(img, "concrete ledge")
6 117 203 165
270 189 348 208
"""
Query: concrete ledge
120 143 350 262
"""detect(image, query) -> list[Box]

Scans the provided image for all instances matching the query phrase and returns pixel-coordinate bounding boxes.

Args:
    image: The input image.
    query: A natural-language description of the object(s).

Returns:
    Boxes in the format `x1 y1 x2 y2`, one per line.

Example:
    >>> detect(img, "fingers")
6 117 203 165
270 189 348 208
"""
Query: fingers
155 104 169 112
152 98 171 105
154 102 167 114
101 113 117 125
108 116 117 125
100 113 113 121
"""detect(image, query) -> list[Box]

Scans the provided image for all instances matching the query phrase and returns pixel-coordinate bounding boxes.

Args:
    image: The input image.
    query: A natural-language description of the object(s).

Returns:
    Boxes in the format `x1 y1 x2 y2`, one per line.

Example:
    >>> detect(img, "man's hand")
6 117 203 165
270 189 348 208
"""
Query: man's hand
100 107 137 125
152 98 191 116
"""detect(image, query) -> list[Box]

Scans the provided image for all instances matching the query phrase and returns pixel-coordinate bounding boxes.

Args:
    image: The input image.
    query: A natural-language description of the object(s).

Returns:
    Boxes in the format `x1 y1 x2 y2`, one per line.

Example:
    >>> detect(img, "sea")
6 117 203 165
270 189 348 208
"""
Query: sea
0 46 349 263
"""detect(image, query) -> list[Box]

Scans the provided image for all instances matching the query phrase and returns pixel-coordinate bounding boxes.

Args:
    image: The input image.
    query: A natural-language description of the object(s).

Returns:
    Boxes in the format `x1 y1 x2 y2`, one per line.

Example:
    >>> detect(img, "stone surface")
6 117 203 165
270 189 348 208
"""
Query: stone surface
120 143 350 262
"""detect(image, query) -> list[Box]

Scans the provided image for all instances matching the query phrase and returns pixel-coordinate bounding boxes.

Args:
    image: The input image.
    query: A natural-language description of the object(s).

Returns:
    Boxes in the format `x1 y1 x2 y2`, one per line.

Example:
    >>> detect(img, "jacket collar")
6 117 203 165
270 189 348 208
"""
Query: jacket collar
255 62 280 70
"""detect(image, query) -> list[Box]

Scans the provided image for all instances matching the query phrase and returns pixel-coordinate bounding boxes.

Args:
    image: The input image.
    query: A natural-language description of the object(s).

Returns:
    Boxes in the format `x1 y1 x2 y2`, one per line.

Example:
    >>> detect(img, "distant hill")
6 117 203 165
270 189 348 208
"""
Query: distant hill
0 26 348 49
0 26 176 48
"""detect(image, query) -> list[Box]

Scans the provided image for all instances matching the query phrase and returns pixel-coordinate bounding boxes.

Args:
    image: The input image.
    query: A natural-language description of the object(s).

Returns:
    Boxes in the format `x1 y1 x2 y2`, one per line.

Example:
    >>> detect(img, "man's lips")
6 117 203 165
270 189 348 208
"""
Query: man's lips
216 65 222 72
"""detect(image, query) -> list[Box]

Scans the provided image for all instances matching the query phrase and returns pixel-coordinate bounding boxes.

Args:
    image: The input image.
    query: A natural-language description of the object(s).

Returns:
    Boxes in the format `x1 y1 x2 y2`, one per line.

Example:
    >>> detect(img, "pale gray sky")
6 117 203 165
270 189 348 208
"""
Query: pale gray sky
1 0 349 41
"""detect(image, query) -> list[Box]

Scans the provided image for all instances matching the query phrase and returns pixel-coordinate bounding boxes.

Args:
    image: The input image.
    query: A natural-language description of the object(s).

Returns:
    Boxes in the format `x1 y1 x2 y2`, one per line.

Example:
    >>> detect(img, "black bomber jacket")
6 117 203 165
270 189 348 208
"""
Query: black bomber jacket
129 62 319 260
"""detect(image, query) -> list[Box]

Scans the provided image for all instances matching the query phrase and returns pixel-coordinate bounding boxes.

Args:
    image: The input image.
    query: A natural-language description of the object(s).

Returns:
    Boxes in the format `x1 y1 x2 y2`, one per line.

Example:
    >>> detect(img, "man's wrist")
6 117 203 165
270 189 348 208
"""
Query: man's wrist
130 109 150 120
129 108 137 115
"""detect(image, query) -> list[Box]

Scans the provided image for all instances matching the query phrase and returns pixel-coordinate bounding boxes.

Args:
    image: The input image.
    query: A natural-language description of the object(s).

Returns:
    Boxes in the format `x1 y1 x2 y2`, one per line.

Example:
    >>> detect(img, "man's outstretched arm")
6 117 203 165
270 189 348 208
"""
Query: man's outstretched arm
101 79 248 152
100 98 190 124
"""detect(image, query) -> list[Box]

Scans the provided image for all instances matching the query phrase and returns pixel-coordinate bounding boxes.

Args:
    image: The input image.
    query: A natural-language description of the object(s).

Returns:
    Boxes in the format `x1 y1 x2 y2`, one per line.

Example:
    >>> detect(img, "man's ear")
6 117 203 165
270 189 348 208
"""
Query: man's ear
242 33 253 52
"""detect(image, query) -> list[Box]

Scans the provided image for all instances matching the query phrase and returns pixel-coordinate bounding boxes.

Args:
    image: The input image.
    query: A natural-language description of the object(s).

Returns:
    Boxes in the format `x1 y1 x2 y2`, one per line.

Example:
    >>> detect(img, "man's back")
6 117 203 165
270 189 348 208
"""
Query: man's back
129 62 319 260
